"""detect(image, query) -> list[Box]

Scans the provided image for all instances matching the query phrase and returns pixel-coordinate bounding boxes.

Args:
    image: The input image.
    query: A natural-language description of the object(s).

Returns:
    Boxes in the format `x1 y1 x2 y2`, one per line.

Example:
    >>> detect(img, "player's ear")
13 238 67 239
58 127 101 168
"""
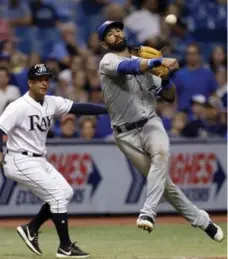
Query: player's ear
28 80 32 89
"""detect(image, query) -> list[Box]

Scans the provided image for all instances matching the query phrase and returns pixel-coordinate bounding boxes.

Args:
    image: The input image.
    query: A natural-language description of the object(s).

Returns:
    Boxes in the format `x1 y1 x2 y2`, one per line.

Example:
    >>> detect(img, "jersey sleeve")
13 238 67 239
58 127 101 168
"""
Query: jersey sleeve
99 53 122 76
0 102 18 134
53 96 73 116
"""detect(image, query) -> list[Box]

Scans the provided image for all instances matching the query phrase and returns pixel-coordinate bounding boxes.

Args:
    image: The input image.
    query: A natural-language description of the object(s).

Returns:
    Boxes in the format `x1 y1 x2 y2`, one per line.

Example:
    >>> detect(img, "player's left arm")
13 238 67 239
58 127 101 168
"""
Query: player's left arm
54 96 108 116
149 75 176 103
159 79 176 103
68 102 108 115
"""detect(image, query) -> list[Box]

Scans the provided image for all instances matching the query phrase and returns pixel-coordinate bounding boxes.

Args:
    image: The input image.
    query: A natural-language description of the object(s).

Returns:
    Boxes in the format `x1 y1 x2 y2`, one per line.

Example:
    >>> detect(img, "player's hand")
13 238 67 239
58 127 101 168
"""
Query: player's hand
162 58 179 71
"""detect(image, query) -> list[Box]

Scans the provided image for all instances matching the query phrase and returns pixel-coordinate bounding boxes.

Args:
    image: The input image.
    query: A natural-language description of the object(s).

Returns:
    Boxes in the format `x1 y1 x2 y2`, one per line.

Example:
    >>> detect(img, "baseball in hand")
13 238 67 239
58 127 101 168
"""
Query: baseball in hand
165 14 177 25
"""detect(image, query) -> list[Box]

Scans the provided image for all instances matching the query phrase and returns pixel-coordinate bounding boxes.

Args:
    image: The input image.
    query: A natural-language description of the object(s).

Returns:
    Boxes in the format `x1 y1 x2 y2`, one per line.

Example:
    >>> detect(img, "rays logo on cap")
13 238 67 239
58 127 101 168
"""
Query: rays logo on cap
34 64 47 73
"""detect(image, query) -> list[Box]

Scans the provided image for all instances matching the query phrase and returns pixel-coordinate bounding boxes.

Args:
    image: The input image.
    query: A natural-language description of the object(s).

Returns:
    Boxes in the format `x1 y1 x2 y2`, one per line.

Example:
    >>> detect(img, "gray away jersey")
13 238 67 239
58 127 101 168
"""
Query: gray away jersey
99 53 162 126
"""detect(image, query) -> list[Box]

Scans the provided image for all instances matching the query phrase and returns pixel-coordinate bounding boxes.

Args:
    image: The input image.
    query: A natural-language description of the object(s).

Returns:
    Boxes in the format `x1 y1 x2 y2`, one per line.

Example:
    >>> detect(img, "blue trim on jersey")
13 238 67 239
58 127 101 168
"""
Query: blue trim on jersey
117 59 141 74
68 103 108 115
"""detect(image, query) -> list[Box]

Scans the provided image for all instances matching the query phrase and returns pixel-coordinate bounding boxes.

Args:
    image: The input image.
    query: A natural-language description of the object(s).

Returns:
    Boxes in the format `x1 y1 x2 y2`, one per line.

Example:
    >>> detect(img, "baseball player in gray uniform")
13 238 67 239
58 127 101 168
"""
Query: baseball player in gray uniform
0 64 108 258
98 20 224 242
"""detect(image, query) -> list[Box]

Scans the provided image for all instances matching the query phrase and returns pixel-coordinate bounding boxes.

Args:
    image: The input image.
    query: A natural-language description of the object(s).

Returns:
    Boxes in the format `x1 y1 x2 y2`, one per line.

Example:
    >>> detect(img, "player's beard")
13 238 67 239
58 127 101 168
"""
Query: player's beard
107 38 128 52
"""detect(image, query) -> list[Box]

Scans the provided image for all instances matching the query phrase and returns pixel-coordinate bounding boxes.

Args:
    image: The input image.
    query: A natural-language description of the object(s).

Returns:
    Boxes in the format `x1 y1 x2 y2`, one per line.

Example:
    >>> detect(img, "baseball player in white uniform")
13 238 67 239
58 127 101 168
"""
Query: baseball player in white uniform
0 64 108 258
98 21 224 242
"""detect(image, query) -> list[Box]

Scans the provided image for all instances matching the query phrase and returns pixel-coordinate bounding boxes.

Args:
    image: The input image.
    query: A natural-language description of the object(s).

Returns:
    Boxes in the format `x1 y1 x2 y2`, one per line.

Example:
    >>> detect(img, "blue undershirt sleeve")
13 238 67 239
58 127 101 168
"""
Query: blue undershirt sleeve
68 103 108 115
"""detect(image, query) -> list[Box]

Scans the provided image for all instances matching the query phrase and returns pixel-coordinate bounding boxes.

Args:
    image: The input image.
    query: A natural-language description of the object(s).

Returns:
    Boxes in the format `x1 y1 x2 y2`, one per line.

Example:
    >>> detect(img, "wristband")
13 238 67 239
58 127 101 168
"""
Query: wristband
148 58 162 69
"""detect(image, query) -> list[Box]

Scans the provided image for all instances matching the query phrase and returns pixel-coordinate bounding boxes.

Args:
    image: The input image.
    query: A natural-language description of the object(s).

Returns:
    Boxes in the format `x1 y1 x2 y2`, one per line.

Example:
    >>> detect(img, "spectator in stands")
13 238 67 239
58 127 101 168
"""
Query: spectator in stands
70 70 89 102
58 56 84 88
169 112 188 137
182 97 227 138
0 40 29 94
0 19 11 41
172 43 218 114
29 0 59 29
215 66 227 109
27 52 41 67
0 39 16 57
29 0 60 55
87 33 101 58
59 114 78 138
80 0 109 42
209 45 227 73
86 56 101 91
129 0 168 13
124 0 161 45
89 89 103 104
0 54 18 87
190 95 207 121
78 116 97 140
11 50 27 74
0 67 20 114
156 100 176 131
51 22 82 68
55 76 71 99
5 0 32 28
0 39 27 69
43 57 60 95
103 3 126 22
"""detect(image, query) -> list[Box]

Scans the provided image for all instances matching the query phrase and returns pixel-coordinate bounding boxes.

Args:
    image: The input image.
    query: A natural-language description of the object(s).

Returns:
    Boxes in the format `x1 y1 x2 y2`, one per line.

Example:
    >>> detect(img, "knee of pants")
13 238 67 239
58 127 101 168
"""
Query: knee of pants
152 151 170 168
65 185 74 204
47 191 69 214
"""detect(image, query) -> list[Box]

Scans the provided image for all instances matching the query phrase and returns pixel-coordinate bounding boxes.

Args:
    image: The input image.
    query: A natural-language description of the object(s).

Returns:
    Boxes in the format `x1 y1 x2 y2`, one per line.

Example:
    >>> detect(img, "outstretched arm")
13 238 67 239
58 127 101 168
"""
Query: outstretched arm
117 58 162 74
68 102 108 115
100 53 178 76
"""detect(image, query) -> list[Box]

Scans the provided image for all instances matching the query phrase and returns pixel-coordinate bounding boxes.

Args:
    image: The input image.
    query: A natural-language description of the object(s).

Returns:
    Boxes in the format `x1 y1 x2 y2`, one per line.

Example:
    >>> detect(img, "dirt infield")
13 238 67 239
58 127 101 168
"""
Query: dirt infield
0 215 226 228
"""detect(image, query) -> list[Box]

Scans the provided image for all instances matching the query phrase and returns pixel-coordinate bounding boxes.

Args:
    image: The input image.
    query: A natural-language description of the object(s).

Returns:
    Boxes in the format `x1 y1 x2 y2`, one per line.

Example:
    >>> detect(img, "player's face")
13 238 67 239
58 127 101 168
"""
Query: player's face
102 27 127 51
29 76 50 98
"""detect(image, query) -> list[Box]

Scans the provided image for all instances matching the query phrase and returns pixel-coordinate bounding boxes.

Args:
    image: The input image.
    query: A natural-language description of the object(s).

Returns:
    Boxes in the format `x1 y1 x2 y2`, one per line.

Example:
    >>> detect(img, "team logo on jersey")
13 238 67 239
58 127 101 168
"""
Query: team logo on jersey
29 115 53 132
125 152 226 204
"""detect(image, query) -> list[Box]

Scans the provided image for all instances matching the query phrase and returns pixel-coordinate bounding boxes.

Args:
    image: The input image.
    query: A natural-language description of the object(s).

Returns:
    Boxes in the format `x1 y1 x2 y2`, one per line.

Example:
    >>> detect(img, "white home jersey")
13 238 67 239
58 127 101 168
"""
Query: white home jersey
0 92 73 155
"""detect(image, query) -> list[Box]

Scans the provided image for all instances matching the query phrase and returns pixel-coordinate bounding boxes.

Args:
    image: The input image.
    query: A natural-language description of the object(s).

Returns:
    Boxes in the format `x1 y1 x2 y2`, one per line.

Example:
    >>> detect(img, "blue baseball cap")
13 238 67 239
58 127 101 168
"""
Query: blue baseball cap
97 20 124 41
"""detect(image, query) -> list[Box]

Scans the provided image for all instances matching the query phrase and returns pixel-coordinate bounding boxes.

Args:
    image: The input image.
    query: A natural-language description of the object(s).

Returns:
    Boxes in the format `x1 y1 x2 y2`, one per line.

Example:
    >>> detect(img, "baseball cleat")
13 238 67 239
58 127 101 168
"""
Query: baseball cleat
17 224 42 255
136 215 154 233
204 221 224 242
56 242 90 258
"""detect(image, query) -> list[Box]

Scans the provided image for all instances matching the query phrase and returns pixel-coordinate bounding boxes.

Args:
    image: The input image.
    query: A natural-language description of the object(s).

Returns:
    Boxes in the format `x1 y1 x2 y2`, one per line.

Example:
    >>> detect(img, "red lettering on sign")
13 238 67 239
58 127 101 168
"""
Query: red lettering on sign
170 153 215 185
48 153 92 185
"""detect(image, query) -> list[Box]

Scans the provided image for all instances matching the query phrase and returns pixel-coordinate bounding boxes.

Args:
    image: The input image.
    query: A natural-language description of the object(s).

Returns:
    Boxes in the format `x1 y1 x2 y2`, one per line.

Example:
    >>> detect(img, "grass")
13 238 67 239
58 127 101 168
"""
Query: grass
0 223 226 259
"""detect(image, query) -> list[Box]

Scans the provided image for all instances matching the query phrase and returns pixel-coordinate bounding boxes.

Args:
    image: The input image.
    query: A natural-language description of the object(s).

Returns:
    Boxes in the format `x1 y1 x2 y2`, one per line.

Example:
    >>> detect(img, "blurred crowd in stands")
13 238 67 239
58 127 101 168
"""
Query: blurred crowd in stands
0 0 227 140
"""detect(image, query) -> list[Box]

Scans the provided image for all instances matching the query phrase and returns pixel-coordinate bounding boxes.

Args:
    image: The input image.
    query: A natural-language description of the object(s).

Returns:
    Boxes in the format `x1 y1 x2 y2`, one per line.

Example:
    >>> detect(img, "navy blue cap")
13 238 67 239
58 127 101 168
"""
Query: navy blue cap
97 20 124 41
28 64 53 80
